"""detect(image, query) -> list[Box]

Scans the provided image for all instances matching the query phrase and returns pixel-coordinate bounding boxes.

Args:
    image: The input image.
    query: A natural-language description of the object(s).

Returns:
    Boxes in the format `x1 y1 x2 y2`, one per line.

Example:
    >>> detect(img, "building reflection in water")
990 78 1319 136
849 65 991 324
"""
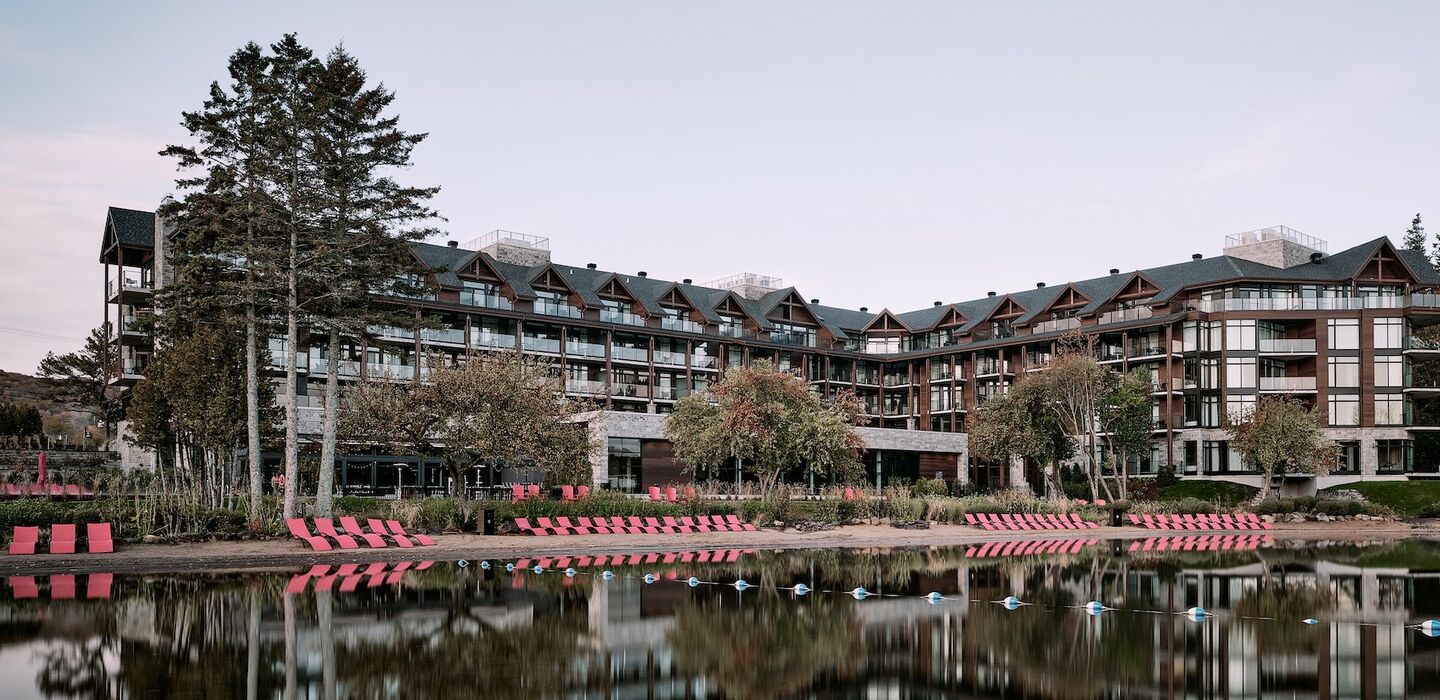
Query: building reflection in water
1 540 1439 699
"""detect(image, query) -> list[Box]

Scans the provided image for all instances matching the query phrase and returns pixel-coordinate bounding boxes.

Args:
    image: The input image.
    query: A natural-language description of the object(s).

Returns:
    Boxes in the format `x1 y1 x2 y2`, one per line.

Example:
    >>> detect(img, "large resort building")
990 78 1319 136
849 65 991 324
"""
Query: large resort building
101 206 1440 496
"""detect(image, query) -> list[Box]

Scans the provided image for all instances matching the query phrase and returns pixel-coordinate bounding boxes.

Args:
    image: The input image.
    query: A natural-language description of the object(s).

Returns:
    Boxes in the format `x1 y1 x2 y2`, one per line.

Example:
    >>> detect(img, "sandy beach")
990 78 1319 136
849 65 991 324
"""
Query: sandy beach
3 519 1437 577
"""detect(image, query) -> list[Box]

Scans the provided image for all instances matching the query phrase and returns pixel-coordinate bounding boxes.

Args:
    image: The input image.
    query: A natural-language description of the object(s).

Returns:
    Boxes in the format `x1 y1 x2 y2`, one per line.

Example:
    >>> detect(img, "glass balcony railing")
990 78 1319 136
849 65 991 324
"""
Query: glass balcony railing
1258 338 1317 353
1259 376 1317 392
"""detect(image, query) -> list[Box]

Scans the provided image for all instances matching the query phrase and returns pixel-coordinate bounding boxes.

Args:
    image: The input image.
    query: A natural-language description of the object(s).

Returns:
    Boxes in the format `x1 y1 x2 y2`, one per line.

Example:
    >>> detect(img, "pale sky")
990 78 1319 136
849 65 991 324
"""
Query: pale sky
2 1 1439 373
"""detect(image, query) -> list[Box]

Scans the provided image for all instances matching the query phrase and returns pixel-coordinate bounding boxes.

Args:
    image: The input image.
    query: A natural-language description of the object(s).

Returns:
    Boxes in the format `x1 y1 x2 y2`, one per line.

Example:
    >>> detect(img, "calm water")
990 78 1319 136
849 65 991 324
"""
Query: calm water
3 536 1440 699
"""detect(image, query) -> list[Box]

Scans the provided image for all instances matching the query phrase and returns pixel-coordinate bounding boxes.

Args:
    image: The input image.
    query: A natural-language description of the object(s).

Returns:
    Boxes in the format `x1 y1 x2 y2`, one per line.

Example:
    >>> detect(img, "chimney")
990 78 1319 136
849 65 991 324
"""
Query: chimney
637 271 647 277
1036 282 1046 288
446 240 458 248
1109 268 1120 275
987 291 997 297
682 278 692 284
586 263 597 270
1192 253 1203 261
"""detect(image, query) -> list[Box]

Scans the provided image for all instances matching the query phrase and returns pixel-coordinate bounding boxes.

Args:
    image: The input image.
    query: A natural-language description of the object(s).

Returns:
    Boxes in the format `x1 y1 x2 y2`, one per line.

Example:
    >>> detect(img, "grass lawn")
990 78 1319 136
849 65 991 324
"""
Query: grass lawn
1321 481 1440 518
1158 480 1258 505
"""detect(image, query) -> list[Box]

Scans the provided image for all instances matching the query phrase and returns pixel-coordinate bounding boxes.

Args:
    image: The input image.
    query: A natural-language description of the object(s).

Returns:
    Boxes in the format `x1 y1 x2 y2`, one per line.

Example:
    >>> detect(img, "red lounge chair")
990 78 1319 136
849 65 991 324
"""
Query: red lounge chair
663 516 693 533
526 484 541 499
313 518 360 549
3 525 34 556
511 484 526 503
50 574 76 599
86 523 114 554
725 515 757 532
665 487 678 502
387 521 435 546
648 486 662 501
337 517 388 548
556 516 590 534
514 518 549 536
286 519 333 551
535 517 571 536
627 516 661 534
645 517 677 533
366 519 415 547
86 573 113 599
9 576 38 598
561 485 576 501
48 524 77 554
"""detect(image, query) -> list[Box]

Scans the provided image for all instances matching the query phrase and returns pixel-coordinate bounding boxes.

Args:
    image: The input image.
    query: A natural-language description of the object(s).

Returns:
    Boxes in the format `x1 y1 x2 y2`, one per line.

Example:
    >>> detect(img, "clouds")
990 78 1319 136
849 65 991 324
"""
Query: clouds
0 127 173 371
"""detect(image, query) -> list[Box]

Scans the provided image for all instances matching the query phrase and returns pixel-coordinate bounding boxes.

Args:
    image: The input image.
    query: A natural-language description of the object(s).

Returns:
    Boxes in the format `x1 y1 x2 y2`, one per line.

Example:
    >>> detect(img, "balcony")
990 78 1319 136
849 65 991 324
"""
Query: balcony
1258 338 1317 355
1099 307 1154 325
1259 376 1317 393
565 379 607 396
471 331 517 351
1033 317 1081 333
610 345 648 364
564 340 607 359
661 317 704 334
600 310 647 327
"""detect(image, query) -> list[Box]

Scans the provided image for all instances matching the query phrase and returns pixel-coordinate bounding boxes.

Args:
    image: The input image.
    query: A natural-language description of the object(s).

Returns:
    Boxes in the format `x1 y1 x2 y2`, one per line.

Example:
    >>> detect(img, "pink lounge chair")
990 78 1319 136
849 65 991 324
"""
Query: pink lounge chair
285 519 333 551
86 523 114 554
561 485 576 501
384 522 434 547
9 527 39 555
526 484 541 499
664 487 678 502
313 519 360 550
514 517 548 536
725 515 757 532
49 524 77 554
50 574 76 599
339 517 389 548
648 486 662 501
86 573 112 599
511 484 526 503
577 485 591 498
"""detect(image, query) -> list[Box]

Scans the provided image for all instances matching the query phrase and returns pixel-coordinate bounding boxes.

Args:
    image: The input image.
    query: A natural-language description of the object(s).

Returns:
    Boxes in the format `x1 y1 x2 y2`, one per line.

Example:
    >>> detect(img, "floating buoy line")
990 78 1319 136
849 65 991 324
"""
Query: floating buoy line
467 558 1440 634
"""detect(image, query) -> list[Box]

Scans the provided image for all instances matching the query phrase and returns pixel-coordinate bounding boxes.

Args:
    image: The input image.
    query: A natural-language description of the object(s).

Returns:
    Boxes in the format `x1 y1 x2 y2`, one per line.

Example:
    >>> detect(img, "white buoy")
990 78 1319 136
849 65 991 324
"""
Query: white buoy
1084 601 1105 616
1420 620 1440 637
1185 606 1209 622
564 567 576 578
504 563 515 573
851 587 869 599
733 579 750 591
532 564 544 574
1001 596 1023 610
925 591 943 605
601 570 615 580
793 583 810 596
479 560 491 570
1303 618 1319 625
687 576 701 587
457 559 468 568
643 573 658 585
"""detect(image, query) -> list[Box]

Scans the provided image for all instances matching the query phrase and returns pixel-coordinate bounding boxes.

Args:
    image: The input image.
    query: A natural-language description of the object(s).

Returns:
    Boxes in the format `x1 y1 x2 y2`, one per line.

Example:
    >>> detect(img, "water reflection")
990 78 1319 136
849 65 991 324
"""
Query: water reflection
3 539 1440 699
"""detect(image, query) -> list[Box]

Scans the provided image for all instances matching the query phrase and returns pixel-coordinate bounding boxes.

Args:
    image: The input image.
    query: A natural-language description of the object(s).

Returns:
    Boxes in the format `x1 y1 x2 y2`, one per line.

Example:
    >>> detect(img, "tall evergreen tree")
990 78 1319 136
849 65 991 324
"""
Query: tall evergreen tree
1403 212 1426 253
306 46 440 515
160 42 280 527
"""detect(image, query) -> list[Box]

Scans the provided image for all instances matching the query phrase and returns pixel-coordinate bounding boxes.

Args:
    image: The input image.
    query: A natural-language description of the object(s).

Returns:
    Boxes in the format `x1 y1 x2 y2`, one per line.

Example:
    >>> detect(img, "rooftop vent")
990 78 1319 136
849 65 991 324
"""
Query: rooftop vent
1109 268 1120 275
466 230 551 267
704 272 783 300
446 240 458 248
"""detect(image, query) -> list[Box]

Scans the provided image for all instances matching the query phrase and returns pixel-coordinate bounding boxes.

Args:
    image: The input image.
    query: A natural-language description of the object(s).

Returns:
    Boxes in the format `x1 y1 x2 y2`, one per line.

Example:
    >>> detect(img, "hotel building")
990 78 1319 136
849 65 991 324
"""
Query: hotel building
100 207 1440 495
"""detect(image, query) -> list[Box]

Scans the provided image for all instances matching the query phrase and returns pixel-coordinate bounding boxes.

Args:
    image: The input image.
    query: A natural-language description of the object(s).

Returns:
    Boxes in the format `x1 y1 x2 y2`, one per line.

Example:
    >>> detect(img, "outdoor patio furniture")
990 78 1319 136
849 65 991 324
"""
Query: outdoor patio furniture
86 523 114 553
9 526 40 555
49 524 77 554
313 518 360 549
285 518 333 551
339 517 390 548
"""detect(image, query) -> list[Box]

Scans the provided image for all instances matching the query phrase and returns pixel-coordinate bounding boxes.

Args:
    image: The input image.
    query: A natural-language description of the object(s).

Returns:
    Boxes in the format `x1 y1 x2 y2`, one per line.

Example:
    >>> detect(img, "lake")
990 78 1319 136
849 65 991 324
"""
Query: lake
3 535 1439 698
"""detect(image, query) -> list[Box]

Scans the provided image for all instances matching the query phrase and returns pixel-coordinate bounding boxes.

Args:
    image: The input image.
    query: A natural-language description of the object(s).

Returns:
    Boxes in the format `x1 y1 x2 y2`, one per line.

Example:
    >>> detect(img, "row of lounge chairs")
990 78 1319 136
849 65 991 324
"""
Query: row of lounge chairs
1127 534 1275 552
286 517 436 551
514 515 757 536
964 538 1100 558
964 513 1099 531
8 573 113 599
284 561 435 594
2 484 96 499
8 524 114 555
1127 513 1274 530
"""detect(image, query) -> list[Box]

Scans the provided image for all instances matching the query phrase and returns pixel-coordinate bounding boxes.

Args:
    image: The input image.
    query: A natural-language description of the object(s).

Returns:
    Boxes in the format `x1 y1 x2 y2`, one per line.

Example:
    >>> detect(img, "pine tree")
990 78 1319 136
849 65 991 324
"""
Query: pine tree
306 45 441 515
160 42 281 528
1404 213 1426 252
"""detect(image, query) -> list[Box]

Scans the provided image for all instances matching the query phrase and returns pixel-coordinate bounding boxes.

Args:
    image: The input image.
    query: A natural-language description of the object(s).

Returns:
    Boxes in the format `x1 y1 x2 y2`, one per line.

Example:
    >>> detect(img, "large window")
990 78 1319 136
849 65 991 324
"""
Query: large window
1374 356 1404 387
1375 395 1406 425
1373 318 1404 349
1329 395 1360 426
1328 357 1360 388
1328 319 1359 350
607 438 642 492
1225 320 1257 351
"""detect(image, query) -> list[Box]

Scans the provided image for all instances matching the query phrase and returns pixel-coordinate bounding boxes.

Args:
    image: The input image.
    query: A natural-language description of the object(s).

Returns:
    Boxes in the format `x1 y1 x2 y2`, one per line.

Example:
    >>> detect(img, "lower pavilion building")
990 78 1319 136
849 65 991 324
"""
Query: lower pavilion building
99 207 1440 496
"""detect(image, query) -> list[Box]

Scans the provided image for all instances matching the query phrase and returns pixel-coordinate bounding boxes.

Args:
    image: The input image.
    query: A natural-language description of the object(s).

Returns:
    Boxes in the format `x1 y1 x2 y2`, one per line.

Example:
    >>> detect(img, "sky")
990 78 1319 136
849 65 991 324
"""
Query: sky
1 1 1439 373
